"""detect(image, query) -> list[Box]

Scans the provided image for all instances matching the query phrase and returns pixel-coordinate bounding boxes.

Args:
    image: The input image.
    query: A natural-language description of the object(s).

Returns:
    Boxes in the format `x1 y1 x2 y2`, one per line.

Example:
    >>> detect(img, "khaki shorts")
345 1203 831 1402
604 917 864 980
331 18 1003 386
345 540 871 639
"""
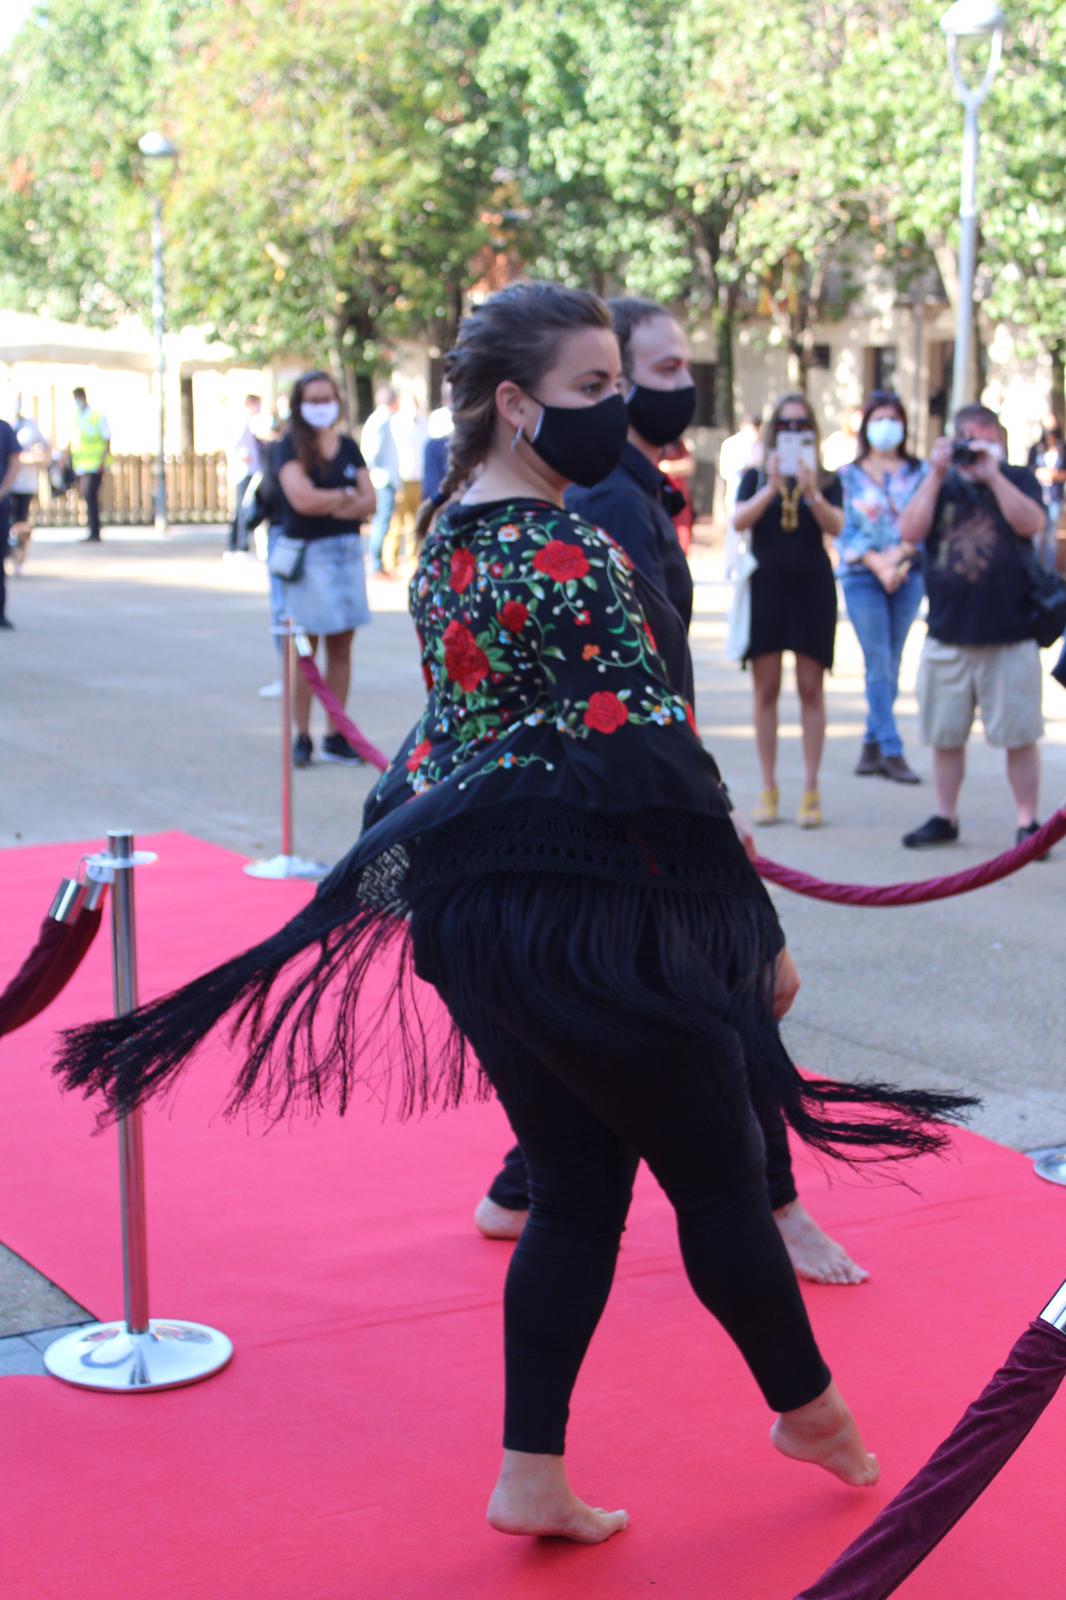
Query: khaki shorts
918 636 1044 750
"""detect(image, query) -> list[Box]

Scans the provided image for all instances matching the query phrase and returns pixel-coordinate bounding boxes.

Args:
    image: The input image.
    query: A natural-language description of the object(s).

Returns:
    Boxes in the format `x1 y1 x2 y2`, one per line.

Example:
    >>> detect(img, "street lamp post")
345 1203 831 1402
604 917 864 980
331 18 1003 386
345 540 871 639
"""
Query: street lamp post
137 132 177 534
940 0 1006 422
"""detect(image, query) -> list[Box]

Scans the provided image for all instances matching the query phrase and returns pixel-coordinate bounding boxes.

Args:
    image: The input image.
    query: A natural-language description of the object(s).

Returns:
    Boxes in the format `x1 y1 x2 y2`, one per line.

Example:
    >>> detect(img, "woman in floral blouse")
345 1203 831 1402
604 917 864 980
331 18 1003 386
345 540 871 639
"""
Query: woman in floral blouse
837 392 927 784
58 284 969 1547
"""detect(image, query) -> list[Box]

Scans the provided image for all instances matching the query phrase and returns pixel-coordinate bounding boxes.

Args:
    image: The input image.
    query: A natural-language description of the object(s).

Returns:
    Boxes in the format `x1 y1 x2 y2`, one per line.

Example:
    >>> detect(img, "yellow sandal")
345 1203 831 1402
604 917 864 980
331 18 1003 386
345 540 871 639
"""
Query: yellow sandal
753 786 779 826
797 789 823 829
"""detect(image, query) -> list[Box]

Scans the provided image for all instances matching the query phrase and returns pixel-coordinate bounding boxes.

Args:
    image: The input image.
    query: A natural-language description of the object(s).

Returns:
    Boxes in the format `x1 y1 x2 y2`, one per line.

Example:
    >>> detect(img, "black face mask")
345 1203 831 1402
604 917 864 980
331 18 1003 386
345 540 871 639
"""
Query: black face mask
525 392 630 487
625 382 697 448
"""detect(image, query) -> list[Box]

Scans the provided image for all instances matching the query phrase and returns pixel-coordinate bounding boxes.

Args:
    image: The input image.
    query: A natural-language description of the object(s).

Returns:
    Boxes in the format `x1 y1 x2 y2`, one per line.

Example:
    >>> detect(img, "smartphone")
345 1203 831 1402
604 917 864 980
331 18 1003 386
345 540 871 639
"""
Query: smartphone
776 429 817 478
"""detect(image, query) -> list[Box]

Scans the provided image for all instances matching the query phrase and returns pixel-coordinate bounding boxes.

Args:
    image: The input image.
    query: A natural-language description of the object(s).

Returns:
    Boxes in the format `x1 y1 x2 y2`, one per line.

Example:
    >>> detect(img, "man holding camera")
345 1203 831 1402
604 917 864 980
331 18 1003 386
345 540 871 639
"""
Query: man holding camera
898 403 1046 850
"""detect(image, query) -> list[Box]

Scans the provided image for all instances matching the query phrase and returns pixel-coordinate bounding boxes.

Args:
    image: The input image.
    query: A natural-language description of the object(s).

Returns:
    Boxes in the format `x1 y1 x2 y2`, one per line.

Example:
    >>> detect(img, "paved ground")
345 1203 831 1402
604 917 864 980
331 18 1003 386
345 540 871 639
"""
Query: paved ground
2 523 1065 1344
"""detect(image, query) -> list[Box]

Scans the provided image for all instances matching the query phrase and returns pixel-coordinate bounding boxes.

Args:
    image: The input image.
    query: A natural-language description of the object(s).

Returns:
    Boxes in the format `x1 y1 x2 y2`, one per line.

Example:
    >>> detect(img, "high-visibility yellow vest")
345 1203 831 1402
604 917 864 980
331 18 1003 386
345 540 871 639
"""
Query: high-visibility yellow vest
71 410 109 473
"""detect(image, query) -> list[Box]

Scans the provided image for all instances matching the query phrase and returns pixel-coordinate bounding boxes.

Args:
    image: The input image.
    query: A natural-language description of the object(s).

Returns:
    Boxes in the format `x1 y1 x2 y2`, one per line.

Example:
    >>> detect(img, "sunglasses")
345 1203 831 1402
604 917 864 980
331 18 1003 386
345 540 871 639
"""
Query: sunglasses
776 417 812 432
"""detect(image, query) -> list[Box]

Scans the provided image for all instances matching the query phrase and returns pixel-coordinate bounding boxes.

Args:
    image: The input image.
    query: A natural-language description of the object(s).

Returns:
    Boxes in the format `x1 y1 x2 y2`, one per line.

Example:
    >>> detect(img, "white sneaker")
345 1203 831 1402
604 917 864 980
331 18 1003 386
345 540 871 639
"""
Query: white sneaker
257 680 283 699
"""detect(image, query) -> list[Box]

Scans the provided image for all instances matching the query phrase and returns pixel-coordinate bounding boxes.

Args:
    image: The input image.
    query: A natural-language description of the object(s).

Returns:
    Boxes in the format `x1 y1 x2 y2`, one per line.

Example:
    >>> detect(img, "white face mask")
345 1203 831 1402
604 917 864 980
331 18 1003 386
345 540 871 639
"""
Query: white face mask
866 417 904 453
301 400 340 430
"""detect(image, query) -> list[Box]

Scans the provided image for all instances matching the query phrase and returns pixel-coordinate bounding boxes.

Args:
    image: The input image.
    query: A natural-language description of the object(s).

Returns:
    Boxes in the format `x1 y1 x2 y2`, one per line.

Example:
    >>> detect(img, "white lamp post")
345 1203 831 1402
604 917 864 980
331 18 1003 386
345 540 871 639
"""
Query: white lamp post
137 132 178 533
940 0 1006 421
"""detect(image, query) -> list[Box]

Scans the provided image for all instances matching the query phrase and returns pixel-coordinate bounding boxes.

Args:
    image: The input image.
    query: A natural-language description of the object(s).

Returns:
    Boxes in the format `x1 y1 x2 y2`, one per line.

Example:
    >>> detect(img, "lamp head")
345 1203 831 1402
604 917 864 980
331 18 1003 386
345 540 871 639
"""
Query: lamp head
137 131 178 161
940 0 1007 37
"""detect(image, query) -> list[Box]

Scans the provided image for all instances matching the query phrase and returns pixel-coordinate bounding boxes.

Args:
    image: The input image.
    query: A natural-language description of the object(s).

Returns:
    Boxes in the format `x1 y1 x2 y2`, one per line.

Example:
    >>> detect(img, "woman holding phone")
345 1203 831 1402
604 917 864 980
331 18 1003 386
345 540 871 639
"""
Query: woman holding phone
837 392 926 783
734 393 843 828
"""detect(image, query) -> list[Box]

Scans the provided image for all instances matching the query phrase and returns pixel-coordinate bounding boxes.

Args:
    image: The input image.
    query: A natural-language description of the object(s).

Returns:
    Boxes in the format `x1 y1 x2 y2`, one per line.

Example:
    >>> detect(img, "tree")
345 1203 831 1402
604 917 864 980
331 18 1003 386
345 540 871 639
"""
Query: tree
0 0 192 322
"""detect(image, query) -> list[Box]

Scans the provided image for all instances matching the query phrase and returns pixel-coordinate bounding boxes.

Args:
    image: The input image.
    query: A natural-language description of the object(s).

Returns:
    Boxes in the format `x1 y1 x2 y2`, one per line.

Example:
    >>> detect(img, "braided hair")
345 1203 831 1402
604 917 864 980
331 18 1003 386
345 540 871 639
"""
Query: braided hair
414 281 612 541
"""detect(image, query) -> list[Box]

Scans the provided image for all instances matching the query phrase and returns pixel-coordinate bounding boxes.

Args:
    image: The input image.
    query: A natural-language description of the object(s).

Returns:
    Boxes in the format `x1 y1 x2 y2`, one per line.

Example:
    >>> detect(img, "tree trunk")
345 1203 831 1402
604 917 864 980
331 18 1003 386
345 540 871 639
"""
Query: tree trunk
711 283 737 432
1050 341 1065 426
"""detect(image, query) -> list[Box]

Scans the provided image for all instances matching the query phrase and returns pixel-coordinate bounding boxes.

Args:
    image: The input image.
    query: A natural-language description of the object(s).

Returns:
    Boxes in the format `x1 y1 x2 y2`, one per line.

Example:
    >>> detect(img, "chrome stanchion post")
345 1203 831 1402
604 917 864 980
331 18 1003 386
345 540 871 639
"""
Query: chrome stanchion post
244 620 328 881
110 832 150 1333
44 832 234 1393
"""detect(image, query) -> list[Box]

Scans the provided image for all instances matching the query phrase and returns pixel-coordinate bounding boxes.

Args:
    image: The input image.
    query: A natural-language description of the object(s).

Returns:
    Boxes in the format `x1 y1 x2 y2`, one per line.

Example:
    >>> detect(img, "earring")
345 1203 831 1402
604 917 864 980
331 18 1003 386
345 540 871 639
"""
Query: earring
510 424 524 452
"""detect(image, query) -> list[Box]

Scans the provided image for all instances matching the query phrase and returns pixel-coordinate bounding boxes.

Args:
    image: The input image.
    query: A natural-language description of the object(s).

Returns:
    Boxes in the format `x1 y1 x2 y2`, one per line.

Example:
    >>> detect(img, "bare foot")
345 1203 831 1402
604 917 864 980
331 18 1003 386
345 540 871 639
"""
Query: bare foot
474 1196 528 1240
487 1451 628 1543
771 1381 880 1488
774 1201 868 1286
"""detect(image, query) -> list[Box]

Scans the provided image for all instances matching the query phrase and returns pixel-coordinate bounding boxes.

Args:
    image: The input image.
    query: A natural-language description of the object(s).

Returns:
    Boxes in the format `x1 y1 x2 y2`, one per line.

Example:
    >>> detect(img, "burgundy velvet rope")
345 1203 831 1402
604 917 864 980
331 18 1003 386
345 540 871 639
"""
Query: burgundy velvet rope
0 907 104 1039
294 654 390 772
754 805 1066 908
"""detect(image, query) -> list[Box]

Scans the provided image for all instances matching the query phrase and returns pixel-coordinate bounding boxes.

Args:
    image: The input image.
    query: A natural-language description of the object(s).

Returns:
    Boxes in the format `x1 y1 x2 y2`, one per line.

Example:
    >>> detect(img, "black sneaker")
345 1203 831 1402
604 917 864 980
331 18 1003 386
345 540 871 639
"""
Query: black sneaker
902 815 959 849
0 616 13 631
320 731 365 765
1016 821 1050 862
293 733 313 768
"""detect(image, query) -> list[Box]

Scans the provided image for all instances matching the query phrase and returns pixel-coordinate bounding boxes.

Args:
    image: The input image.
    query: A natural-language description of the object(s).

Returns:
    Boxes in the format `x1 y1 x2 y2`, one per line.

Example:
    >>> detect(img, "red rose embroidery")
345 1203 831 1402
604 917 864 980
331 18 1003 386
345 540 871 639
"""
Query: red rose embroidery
532 540 590 583
406 739 432 772
584 691 630 735
421 663 434 691
498 600 529 633
685 702 699 735
644 622 658 654
450 548 476 594
442 620 491 693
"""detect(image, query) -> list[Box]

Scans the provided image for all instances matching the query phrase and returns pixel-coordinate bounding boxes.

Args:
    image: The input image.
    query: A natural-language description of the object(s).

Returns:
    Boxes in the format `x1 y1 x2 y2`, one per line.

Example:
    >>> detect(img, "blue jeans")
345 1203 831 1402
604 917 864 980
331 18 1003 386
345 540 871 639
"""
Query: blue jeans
1035 505 1061 573
841 566 924 757
367 481 397 572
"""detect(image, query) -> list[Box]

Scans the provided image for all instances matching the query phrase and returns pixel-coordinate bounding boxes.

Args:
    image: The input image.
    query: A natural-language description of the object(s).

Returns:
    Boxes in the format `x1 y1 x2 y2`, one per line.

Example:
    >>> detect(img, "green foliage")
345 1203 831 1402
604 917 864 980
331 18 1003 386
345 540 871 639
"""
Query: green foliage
0 0 1062 395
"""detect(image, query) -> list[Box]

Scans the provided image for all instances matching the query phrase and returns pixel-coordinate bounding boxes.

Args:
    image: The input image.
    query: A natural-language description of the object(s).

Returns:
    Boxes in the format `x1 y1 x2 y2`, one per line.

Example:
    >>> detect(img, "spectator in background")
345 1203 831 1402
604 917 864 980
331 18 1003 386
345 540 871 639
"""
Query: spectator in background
70 387 110 543
361 386 401 578
718 413 763 579
392 391 428 567
822 404 865 472
1027 412 1065 574
227 393 263 556
421 380 454 508
275 370 376 768
836 391 926 784
898 403 1046 851
660 438 695 554
0 411 21 628
8 397 49 574
734 393 844 829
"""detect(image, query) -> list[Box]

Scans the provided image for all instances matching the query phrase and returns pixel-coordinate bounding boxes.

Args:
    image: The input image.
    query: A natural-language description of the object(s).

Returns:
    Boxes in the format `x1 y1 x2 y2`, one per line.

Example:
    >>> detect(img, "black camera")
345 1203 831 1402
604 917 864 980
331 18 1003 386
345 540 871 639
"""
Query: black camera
951 440 979 467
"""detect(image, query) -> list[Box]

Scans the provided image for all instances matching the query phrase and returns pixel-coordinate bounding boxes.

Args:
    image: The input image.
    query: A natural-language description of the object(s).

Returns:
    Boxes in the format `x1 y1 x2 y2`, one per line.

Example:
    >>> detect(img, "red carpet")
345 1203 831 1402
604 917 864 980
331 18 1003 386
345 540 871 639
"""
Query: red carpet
1 833 1063 1599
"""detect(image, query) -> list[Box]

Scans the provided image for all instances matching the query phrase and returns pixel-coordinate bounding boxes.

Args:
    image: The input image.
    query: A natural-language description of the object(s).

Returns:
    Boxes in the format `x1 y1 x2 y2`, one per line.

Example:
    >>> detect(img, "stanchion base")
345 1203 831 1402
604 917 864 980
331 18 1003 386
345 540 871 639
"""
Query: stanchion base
43 1318 233 1392
243 854 329 881
1033 1148 1066 1187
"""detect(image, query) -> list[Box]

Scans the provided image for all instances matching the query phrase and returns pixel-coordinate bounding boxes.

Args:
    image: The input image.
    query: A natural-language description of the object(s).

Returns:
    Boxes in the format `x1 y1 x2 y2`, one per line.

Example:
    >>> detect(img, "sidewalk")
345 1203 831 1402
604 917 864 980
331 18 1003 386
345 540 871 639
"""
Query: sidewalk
2 528 1065 1341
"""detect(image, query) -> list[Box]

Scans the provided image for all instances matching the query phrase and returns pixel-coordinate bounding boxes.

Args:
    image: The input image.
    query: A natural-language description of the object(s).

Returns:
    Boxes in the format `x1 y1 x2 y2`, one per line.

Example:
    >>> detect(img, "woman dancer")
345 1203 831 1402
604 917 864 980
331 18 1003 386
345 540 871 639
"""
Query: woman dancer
734 394 843 828
837 392 926 784
58 283 971 1545
476 297 867 1288
275 370 376 766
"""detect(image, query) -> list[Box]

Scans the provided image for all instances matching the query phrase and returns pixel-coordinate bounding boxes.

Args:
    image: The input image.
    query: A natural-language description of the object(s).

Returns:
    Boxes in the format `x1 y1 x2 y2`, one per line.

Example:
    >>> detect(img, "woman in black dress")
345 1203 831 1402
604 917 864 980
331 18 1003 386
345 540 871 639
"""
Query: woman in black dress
57 285 969 1546
734 393 843 828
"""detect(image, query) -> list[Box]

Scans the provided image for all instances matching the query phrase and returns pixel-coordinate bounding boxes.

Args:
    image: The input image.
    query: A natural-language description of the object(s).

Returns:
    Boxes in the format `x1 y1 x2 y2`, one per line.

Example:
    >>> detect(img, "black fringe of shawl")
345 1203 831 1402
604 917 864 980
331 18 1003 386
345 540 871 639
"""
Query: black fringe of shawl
54 819 977 1163
55 842 475 1125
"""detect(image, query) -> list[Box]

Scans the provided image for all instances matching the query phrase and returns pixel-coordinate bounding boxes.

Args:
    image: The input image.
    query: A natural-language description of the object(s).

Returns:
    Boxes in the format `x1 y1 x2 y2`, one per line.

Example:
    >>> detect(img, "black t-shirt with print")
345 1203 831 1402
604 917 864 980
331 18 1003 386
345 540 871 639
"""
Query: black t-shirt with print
924 465 1044 646
276 433 367 541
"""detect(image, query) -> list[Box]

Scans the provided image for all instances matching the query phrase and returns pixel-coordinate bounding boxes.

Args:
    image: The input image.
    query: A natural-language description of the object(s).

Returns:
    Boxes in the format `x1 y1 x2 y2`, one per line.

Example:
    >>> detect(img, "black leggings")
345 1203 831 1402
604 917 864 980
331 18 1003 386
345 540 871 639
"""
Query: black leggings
459 1017 831 1455
489 1083 799 1214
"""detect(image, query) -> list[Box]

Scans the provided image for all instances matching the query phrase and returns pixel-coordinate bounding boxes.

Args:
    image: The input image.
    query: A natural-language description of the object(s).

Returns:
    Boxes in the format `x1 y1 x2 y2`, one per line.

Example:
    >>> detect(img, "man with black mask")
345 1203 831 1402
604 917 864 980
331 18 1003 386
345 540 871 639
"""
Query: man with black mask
565 297 696 625
475 296 869 1289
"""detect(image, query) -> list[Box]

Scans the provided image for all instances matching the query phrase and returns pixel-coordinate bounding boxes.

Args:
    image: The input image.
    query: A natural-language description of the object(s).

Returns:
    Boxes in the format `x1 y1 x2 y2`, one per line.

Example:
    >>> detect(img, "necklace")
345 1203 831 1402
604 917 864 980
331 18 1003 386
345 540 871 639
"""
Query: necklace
780 483 802 532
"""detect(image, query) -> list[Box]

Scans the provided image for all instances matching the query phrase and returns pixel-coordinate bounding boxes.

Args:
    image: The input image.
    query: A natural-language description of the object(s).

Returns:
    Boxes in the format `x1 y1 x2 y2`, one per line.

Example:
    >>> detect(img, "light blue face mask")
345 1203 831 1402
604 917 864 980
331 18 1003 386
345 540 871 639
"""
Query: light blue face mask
867 417 904 453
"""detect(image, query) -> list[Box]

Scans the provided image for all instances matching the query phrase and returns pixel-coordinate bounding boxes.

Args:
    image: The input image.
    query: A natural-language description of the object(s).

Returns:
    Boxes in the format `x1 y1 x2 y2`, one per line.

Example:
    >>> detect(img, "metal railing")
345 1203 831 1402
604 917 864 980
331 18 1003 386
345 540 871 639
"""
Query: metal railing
34 453 231 527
